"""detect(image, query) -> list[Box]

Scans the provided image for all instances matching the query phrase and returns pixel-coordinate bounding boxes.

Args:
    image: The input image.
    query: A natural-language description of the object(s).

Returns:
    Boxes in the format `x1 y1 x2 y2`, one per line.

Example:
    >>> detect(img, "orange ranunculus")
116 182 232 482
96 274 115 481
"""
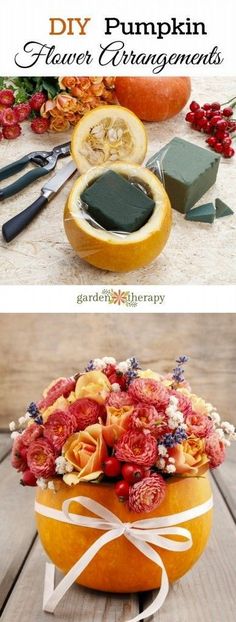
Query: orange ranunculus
103 404 134 446
56 93 78 113
62 423 108 483
75 371 111 404
49 116 70 132
58 77 78 90
169 435 209 476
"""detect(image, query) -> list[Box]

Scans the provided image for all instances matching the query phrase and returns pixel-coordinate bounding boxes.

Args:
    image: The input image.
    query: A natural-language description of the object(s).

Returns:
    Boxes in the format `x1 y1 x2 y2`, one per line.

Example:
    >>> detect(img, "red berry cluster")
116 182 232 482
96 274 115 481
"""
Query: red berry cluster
103 457 147 501
0 88 49 141
185 100 235 158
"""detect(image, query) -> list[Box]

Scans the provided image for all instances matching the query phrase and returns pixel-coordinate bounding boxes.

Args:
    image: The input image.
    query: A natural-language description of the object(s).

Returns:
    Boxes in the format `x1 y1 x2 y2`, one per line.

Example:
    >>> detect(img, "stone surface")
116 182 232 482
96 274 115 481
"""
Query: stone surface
0 77 235 285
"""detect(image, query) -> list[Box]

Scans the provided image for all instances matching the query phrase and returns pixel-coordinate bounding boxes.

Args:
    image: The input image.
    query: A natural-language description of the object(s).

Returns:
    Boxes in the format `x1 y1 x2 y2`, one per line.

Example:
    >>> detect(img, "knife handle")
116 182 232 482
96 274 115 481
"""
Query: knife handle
2 195 48 242
0 167 49 201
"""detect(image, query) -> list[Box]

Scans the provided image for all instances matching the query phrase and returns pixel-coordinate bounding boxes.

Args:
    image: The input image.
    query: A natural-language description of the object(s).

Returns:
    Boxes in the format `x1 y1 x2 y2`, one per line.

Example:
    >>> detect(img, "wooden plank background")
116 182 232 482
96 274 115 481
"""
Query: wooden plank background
0 313 235 428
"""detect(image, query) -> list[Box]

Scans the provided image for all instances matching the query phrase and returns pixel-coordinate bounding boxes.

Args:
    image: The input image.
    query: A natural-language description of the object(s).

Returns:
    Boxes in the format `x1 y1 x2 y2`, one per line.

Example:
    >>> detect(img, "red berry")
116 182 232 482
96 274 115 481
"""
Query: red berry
1 107 19 127
108 372 127 390
206 136 217 147
215 142 223 153
215 130 229 141
115 480 130 501
185 111 195 123
29 92 47 112
0 88 15 106
103 457 122 478
197 117 208 129
205 110 213 119
190 101 200 112
14 102 31 122
104 364 116 378
210 115 222 127
31 117 50 134
2 124 21 139
20 469 37 487
223 107 233 117
203 103 212 111
223 146 235 158
215 119 228 131
211 102 221 110
222 137 232 147
228 121 236 131
204 122 212 134
121 463 146 485
194 108 205 120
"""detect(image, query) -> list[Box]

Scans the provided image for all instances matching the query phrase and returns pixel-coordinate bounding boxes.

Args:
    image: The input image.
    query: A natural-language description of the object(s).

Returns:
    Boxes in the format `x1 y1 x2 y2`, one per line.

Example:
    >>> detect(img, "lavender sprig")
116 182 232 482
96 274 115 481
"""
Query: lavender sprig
27 402 40 418
172 355 190 384
160 428 187 448
85 359 96 372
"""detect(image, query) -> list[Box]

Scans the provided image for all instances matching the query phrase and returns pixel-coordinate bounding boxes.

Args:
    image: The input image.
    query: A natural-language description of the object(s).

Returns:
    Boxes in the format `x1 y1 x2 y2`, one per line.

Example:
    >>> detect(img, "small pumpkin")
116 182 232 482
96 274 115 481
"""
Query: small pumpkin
36 473 212 593
115 77 191 122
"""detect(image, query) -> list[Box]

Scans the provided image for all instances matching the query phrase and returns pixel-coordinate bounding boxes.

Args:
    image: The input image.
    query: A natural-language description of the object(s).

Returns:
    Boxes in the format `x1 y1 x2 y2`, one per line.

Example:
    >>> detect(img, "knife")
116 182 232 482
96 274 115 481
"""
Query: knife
2 159 77 243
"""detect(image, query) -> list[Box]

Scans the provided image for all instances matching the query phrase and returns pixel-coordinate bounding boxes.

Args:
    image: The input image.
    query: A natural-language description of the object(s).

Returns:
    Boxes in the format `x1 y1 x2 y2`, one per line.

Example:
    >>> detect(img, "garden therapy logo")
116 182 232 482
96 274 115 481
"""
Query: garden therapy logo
77 289 165 307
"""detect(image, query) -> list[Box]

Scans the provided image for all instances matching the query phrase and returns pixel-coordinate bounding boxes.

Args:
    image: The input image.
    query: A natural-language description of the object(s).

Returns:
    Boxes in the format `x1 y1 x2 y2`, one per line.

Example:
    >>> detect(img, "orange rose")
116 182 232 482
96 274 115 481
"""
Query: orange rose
169 435 209 476
49 116 70 132
63 423 108 483
56 93 77 113
103 404 134 446
75 371 111 404
58 77 78 90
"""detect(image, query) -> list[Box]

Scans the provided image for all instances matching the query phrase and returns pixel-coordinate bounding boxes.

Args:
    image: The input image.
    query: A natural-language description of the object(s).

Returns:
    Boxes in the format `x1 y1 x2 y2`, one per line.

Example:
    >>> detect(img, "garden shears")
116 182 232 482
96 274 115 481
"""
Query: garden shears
0 142 71 201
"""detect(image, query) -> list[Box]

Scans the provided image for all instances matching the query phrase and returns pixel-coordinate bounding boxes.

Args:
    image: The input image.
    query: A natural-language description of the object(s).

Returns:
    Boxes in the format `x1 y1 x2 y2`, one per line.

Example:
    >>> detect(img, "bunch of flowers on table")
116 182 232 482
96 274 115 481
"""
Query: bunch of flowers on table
10 355 236 514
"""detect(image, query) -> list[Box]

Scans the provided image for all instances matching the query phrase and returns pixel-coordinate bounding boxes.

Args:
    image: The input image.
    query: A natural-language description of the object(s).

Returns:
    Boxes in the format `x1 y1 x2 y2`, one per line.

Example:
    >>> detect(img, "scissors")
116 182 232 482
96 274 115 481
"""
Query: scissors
0 142 71 201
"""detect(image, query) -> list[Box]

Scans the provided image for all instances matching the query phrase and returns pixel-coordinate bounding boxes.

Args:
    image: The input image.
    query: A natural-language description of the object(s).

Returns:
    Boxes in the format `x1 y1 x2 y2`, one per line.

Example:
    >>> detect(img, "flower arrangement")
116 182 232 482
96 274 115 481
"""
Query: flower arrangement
0 77 116 140
10 355 235 514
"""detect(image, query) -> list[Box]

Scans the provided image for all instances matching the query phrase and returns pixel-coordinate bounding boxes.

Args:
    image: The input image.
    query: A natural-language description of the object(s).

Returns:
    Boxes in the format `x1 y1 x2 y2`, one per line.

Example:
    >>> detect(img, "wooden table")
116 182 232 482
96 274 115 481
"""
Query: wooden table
0 77 235 286
1 435 235 621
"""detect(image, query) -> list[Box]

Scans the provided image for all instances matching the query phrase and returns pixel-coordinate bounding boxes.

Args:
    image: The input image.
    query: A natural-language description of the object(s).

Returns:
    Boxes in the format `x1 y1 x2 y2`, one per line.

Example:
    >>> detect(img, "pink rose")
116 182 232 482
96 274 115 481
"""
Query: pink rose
205 432 226 468
44 410 77 452
27 439 56 478
115 431 157 467
11 435 28 472
106 391 134 409
129 403 168 437
171 390 193 417
68 398 102 430
38 377 76 412
128 378 170 410
21 423 43 446
185 412 214 438
129 474 167 513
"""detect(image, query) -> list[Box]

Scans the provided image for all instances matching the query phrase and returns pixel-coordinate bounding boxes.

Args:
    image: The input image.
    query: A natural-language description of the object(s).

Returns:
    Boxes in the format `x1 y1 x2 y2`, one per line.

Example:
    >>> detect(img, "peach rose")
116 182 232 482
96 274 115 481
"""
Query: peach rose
49 116 71 132
168 435 209 475
62 423 108 483
103 403 134 446
40 100 56 118
55 93 77 113
75 371 111 404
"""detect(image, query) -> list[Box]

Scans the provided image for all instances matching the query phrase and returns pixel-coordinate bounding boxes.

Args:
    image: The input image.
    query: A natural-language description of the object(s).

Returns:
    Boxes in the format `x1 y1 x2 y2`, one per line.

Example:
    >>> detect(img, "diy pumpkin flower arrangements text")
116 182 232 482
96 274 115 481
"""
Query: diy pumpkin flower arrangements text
10 355 236 514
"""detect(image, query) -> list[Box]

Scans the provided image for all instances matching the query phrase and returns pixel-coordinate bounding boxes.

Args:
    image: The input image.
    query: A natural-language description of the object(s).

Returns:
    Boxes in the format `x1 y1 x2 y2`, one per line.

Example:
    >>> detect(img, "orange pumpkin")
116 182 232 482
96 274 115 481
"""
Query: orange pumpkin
36 474 212 593
115 77 191 122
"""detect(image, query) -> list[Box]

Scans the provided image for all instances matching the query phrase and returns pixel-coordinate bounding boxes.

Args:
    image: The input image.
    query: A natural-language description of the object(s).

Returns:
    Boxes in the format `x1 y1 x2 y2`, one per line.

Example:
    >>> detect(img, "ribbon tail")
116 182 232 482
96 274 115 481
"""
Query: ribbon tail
43 528 122 613
124 536 169 622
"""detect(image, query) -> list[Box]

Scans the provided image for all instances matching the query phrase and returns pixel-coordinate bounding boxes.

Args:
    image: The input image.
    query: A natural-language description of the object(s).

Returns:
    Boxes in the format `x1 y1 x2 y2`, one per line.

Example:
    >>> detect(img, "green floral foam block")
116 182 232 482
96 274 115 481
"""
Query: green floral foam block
147 137 220 214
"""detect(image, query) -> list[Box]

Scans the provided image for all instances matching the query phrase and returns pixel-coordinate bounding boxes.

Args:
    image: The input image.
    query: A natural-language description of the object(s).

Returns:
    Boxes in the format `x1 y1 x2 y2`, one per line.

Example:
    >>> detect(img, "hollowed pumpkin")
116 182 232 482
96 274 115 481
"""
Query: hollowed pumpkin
36 474 212 593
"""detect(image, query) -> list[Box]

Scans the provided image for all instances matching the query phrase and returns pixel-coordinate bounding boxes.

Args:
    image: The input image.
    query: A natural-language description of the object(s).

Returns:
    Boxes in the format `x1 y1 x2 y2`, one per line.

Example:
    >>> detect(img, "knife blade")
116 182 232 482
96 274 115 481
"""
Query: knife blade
2 159 77 243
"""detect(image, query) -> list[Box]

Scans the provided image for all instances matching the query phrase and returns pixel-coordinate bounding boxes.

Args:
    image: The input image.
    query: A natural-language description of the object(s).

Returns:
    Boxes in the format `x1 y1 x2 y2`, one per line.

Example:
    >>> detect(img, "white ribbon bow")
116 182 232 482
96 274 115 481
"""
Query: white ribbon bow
35 494 213 621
